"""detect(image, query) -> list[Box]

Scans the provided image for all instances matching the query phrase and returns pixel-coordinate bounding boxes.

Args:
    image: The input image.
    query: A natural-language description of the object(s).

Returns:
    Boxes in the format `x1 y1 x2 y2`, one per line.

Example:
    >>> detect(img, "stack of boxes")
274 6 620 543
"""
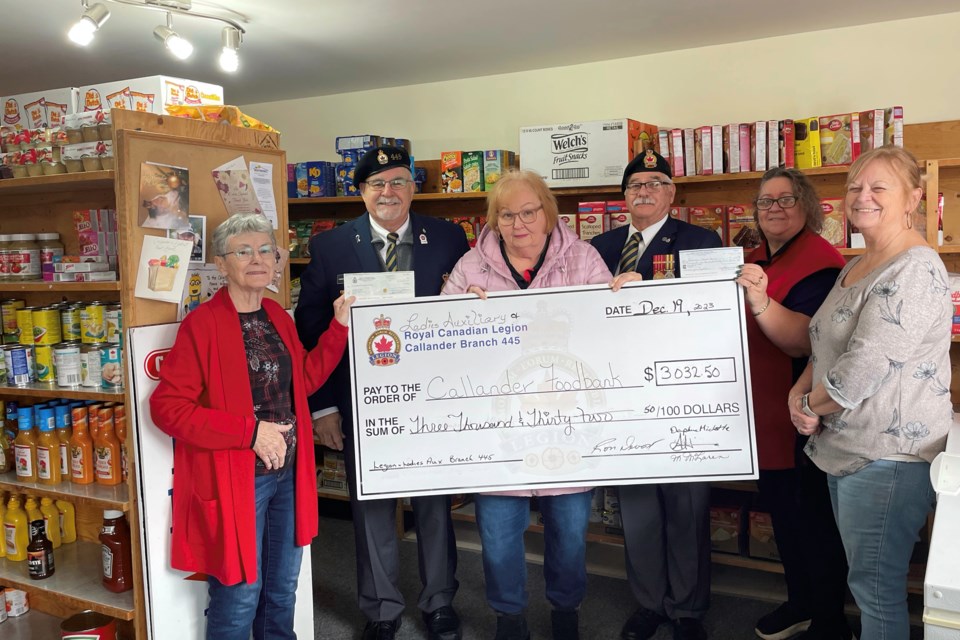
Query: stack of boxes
43 209 118 282
439 149 517 193
319 449 348 496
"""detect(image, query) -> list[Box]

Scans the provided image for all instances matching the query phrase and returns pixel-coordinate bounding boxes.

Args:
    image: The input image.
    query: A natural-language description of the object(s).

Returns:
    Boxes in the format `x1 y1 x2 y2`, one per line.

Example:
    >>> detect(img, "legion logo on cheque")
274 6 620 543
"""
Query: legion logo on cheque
367 314 401 366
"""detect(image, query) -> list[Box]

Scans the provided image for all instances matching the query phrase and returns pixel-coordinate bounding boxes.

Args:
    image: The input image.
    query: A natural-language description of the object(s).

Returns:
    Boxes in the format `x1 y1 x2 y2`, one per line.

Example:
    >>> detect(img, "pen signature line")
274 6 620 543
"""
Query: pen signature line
370 459 522 472
582 448 742 459
425 385 646 402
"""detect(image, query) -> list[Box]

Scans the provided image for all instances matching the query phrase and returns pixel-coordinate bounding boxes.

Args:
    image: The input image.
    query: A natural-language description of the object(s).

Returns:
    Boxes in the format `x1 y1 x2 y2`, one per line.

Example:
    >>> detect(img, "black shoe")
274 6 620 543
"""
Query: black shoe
423 605 462 640
552 609 579 640
621 607 668 640
755 603 812 640
362 619 401 640
495 613 530 640
673 618 707 640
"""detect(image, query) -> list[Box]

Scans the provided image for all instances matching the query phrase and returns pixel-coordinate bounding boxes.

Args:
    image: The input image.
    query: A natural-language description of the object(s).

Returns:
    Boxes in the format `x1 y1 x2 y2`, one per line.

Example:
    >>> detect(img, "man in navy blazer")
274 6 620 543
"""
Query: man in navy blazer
296 146 469 640
591 150 720 640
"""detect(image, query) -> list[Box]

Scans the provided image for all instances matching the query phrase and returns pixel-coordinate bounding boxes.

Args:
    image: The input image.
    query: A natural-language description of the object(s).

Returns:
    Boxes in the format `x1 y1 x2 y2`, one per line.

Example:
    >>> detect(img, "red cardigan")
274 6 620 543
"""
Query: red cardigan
149 287 348 585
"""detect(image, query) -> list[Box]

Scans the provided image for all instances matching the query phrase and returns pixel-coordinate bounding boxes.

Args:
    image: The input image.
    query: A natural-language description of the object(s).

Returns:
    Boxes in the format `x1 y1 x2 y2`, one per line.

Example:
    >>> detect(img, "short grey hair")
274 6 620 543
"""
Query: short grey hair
211 213 275 257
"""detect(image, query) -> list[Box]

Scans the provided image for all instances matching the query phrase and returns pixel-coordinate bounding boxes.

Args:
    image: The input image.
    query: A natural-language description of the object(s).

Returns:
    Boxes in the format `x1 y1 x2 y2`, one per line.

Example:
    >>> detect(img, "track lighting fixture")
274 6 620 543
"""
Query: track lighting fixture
154 13 194 60
68 1 111 46
66 0 246 71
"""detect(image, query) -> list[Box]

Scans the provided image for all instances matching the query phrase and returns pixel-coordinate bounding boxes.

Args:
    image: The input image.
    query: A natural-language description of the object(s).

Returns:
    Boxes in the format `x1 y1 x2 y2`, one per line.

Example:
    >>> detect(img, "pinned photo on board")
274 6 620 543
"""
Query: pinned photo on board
139 161 191 231
167 214 206 264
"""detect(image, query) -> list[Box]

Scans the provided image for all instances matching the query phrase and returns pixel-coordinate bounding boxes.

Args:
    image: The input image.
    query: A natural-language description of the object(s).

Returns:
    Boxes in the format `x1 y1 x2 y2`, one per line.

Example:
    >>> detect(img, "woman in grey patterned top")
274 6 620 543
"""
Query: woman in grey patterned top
789 146 952 640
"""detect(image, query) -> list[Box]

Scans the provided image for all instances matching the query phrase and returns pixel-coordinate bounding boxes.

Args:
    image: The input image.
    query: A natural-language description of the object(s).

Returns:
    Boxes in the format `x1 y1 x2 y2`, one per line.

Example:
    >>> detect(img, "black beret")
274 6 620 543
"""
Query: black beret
354 145 412 184
621 149 672 191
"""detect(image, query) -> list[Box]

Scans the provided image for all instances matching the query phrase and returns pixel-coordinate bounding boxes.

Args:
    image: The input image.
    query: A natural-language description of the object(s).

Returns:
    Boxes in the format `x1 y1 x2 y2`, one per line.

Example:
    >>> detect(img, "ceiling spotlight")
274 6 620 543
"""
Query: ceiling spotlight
68 1 111 46
218 26 241 73
153 13 193 60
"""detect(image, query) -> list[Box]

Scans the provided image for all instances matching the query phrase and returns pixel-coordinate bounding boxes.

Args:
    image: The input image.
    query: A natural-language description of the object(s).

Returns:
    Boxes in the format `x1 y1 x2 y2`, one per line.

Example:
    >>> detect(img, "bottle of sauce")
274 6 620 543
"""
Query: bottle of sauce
115 404 127 482
87 402 102 442
39 497 61 548
69 405 94 485
4 496 29 561
24 496 42 523
100 510 132 592
94 406 121 486
0 495 6 558
1 400 15 472
27 519 55 579
55 404 72 479
56 499 77 544
13 409 37 482
36 408 61 485
0 413 11 474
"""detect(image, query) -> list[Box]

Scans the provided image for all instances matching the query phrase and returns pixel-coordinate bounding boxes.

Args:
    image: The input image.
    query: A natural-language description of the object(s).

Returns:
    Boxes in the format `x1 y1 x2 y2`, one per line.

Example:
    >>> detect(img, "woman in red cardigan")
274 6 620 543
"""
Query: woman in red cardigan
150 213 353 640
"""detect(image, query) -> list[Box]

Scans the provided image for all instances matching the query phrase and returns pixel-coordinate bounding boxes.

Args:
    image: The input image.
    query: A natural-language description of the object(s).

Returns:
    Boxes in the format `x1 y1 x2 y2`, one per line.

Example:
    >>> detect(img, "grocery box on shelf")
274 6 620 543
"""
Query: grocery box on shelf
727 205 760 250
1 87 78 132
819 112 861 166
819 198 847 248
794 117 822 169
77 76 224 114
462 151 484 192
710 505 743 555
748 510 780 561
520 118 656 188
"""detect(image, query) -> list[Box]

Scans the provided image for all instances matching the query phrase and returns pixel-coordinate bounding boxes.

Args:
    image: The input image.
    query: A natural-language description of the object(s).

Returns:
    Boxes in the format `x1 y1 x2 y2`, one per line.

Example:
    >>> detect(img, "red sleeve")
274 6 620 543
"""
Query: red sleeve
303 318 349 395
149 312 256 450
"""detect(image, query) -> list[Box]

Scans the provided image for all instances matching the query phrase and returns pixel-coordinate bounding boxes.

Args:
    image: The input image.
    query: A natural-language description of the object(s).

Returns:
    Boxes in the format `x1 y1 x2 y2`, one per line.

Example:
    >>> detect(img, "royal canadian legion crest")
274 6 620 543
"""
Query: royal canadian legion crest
367 314 401 366
377 150 389 165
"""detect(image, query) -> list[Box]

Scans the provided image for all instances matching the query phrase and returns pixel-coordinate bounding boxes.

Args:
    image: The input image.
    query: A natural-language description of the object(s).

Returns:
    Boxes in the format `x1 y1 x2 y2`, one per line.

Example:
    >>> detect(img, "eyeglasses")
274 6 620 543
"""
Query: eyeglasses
219 244 277 263
498 205 543 225
625 179 670 194
755 196 798 210
364 177 413 191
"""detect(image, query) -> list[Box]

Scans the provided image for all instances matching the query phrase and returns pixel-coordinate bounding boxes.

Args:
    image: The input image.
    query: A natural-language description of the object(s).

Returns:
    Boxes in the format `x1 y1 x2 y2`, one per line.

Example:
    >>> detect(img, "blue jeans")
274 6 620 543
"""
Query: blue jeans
828 460 934 640
474 491 591 614
206 466 303 640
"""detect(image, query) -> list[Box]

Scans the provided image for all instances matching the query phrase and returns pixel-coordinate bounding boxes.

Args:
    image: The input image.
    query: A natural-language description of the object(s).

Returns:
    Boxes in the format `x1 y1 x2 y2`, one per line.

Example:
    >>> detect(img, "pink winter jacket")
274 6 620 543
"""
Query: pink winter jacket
442 221 612 497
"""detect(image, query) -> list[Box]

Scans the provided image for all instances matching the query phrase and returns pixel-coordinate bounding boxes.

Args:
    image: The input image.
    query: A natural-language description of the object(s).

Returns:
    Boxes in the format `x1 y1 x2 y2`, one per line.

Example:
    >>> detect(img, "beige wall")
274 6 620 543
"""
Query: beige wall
243 13 960 163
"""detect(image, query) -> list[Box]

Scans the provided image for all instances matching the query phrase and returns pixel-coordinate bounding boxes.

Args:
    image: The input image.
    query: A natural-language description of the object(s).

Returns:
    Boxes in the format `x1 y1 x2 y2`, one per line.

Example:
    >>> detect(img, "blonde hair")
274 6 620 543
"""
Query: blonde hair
486 170 558 234
846 146 925 219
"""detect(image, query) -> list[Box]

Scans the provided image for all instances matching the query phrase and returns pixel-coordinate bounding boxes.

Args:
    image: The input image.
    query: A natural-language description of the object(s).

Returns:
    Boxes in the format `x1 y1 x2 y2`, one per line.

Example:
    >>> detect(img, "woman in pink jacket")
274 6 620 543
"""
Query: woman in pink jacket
443 170 635 640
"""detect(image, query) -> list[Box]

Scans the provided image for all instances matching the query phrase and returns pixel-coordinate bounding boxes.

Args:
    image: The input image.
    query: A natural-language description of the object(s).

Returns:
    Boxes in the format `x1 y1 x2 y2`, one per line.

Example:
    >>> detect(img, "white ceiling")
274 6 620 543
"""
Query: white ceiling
2 0 958 105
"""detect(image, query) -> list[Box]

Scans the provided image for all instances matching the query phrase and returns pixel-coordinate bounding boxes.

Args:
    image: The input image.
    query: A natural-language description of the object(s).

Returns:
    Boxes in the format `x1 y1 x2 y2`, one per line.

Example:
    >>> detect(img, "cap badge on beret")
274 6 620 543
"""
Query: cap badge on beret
377 150 389 165
643 149 657 169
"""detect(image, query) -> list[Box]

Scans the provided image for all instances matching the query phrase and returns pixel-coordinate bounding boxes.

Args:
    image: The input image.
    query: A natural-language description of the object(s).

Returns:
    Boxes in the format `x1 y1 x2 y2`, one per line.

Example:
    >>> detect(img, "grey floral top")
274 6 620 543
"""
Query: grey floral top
806 246 952 476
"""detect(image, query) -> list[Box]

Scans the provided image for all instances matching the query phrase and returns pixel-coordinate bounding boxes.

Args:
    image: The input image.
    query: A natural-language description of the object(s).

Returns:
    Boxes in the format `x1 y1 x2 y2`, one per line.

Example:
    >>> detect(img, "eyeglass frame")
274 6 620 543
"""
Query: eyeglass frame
218 243 279 263
497 204 544 226
363 177 415 192
624 179 672 194
755 195 799 210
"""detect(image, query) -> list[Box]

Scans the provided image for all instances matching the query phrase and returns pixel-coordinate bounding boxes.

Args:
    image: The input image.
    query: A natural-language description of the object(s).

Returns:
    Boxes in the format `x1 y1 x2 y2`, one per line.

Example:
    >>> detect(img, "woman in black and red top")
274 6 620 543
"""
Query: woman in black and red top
735 168 850 640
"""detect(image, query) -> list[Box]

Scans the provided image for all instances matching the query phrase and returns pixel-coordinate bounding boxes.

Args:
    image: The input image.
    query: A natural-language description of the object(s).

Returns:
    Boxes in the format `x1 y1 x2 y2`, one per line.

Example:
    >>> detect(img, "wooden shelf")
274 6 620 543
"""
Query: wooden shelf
290 258 310 265
0 471 130 511
3 608 64 639
0 171 115 196
0 281 120 293
0 383 125 402
317 489 350 502
711 552 784 574
0 541 135 620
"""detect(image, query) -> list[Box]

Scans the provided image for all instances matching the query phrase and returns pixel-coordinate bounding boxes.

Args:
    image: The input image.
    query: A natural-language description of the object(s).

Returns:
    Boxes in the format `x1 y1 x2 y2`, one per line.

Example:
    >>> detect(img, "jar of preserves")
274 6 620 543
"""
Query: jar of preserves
7 234 40 281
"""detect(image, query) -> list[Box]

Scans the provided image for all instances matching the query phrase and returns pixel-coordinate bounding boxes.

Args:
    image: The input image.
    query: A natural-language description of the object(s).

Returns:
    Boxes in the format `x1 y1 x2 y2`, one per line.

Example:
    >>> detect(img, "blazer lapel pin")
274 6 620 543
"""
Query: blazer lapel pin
420 229 428 244
355 234 361 243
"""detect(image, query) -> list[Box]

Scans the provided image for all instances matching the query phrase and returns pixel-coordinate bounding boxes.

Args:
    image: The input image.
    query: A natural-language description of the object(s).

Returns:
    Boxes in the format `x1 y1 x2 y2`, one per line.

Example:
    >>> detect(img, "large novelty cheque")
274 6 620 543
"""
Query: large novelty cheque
348 277 757 499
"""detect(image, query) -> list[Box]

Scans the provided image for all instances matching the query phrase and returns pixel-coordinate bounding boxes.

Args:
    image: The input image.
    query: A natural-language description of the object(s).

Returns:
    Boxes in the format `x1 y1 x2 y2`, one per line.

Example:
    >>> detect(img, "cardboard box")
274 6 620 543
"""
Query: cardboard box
688 206 726 245
750 122 767 172
440 151 463 193
767 120 779 169
683 128 696 178
558 214 576 233
577 202 608 240
748 510 781 561
305 161 337 198
711 125 724 176
723 124 741 174
451 217 478 247
860 109 885 153
885 106 904 147
657 130 671 165
483 150 512 190
710 506 742 555
519 118 649 187
819 198 847 248
727 205 761 250
607 201 629 229
631 122 661 156
78 76 223 114
738 124 752 172
694 126 713 176
794 117 822 169
669 129 685 177
1 88 78 132
669 206 688 223
779 119 795 169
819 112 861 166
462 151 484 192
335 134 380 153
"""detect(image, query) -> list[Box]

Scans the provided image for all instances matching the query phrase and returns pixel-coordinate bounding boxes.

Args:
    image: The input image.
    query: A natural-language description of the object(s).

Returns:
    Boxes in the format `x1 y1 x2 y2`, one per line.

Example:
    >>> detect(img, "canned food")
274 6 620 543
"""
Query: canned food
15 306 37 346
104 305 122 345
61 304 83 342
81 343 104 387
81 303 106 343
34 343 56 383
54 342 83 387
33 307 62 345
4 344 34 386
61 610 117 639
4 588 28 617
100 344 122 390
1 298 25 344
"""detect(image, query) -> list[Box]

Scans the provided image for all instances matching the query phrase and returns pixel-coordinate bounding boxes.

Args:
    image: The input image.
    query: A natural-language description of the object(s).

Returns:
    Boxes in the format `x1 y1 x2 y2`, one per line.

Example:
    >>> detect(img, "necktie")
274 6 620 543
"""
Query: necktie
618 232 642 274
384 232 399 272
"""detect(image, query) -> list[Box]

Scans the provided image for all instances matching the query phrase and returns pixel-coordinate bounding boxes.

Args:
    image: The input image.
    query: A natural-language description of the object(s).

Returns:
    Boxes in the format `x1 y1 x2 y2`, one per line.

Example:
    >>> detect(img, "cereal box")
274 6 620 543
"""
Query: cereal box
688 206 726 245
519 118 648 188
78 76 223 115
710 506 742 555
819 198 847 248
727 205 761 250
440 151 463 193
819 113 861 166
462 151 484 192
483 150 511 190
794 117 822 169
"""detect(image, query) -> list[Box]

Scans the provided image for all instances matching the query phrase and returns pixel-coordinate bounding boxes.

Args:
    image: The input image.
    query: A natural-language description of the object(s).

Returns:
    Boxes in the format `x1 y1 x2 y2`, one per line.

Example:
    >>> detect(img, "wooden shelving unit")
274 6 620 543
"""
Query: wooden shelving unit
0 473 130 511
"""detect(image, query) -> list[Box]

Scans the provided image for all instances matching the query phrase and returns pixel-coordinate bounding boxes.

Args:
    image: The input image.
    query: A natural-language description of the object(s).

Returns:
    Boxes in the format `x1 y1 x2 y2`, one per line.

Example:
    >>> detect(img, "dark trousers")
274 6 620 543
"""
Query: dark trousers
758 459 849 632
344 431 459 622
